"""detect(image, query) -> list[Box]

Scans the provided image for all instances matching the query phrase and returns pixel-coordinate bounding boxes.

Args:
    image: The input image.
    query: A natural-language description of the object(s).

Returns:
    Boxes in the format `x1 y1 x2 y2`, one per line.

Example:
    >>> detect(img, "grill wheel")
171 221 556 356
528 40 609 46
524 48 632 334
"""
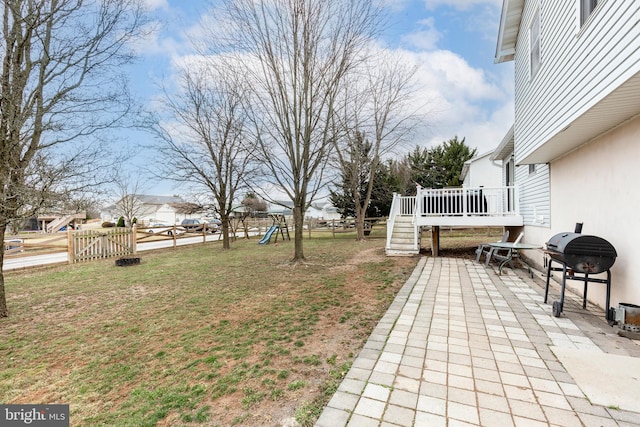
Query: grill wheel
552 301 562 317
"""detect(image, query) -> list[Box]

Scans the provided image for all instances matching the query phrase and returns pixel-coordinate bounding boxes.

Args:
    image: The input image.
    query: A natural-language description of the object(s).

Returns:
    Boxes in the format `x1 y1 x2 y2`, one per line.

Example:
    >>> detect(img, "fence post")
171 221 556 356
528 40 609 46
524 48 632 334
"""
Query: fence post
67 228 74 264
132 224 137 255
173 225 177 248
101 234 108 257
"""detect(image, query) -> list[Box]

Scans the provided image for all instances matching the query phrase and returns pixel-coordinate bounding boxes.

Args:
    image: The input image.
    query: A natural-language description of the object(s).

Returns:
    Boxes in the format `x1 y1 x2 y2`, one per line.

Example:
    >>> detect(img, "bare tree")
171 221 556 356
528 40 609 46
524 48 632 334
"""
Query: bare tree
112 174 148 227
0 0 147 317
153 62 255 250
216 0 383 261
333 55 418 240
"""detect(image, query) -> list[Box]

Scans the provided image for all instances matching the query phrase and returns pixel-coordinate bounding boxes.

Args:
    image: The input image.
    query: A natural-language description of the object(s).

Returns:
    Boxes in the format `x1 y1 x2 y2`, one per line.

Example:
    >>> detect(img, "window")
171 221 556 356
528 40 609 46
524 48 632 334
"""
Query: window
530 8 540 77
529 164 537 175
581 0 599 26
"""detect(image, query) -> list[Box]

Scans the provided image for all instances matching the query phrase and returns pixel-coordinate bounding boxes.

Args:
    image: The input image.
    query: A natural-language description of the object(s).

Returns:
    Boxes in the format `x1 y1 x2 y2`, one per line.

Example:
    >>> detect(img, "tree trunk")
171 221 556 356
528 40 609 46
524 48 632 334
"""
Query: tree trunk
355 206 367 241
292 206 305 261
242 215 250 239
221 216 231 250
0 227 8 317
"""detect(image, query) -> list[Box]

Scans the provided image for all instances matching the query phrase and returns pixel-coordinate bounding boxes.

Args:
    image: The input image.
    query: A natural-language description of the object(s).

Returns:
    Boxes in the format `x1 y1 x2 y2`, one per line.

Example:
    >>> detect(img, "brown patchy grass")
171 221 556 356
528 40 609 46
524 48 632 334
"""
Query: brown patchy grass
1 235 420 426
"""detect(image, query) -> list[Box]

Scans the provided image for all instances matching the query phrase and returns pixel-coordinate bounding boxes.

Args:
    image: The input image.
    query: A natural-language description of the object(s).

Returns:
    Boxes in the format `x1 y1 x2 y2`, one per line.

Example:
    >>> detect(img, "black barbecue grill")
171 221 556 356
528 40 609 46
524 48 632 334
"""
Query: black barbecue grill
544 229 617 319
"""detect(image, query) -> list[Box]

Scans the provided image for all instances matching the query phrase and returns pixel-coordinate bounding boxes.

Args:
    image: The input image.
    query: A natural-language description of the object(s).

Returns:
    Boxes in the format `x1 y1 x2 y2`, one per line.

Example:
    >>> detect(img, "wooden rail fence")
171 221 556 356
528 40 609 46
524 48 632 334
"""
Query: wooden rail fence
4 218 388 266
70 228 135 263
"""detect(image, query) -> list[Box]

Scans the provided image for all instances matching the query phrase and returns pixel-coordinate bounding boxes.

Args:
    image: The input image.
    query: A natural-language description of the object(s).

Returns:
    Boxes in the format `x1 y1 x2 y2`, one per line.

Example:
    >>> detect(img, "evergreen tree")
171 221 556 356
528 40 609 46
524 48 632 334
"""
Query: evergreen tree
404 136 476 189
331 160 401 218
438 136 477 187
331 136 477 217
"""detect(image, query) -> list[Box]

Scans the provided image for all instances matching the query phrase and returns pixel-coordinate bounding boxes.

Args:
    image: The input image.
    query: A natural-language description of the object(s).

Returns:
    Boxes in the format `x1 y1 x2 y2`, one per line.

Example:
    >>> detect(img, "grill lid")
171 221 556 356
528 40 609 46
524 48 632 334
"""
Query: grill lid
546 232 617 258
546 232 617 274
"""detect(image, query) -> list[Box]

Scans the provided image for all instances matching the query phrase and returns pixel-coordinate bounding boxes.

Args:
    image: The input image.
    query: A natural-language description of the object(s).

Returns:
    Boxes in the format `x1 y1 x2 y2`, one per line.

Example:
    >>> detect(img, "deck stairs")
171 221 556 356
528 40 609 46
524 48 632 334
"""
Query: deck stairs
46 214 77 233
385 216 420 256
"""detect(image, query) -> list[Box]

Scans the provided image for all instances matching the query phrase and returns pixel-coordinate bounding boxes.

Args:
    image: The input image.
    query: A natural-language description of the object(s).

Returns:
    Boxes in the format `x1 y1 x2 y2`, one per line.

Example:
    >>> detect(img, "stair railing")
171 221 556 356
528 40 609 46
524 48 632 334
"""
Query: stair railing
386 193 400 250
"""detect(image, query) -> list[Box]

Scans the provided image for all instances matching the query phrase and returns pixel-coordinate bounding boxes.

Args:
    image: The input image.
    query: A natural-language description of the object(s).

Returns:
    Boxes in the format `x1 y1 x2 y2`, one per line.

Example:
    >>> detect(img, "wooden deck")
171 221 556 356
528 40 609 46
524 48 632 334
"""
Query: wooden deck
386 186 524 255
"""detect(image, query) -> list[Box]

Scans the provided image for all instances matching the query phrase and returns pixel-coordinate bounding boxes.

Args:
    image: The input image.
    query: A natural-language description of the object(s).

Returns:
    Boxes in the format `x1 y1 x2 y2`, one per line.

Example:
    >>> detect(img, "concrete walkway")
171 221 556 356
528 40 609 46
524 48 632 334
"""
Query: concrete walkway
316 257 640 427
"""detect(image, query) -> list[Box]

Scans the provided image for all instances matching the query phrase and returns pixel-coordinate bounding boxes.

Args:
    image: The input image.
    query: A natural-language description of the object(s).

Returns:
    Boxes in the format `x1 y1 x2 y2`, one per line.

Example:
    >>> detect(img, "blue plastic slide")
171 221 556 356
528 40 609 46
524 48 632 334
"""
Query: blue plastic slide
258 225 279 245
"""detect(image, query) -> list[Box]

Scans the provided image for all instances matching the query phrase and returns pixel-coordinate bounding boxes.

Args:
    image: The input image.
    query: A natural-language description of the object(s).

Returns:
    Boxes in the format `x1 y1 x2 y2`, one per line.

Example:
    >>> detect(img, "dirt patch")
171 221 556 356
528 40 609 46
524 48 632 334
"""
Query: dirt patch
203 248 418 426
422 246 478 258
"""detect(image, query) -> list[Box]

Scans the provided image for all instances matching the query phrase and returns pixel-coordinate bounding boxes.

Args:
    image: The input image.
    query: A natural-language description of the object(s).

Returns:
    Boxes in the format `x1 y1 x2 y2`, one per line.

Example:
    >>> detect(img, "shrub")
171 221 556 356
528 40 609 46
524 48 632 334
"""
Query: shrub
102 221 115 228
116 216 125 227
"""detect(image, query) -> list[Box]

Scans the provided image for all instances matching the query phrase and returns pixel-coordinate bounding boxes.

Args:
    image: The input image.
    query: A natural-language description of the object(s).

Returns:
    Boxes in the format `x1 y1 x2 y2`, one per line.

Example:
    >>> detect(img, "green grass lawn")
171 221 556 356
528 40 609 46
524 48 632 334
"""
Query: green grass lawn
1 236 419 426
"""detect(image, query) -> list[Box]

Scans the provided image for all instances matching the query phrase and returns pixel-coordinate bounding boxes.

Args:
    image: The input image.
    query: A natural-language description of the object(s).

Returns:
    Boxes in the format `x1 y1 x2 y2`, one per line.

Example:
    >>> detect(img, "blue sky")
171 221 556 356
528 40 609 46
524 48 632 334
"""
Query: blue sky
128 0 513 196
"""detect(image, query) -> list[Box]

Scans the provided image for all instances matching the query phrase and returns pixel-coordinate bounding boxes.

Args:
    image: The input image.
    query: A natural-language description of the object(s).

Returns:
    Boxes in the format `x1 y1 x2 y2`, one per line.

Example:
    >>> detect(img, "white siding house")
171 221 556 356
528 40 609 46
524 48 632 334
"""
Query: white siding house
490 125 515 192
305 202 341 220
496 0 640 310
460 150 502 188
101 195 185 225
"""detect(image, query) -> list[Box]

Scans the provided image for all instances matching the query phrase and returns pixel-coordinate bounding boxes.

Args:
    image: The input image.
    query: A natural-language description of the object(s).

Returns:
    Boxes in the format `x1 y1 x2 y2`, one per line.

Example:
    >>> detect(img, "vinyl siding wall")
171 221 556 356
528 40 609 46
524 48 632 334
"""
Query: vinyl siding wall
516 163 550 228
513 1 640 161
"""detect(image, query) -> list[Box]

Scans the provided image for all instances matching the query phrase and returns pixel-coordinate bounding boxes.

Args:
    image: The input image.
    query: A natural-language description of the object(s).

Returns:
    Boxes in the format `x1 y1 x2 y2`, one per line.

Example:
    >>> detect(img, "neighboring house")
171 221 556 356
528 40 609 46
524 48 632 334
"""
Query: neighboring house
268 200 294 216
495 1 640 309
305 202 341 220
322 205 341 221
460 150 503 188
101 195 187 225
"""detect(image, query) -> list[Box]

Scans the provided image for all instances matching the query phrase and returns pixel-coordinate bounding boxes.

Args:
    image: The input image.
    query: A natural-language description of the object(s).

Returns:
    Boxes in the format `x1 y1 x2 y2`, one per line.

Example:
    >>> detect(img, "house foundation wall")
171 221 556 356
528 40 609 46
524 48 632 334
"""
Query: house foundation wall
546 114 640 310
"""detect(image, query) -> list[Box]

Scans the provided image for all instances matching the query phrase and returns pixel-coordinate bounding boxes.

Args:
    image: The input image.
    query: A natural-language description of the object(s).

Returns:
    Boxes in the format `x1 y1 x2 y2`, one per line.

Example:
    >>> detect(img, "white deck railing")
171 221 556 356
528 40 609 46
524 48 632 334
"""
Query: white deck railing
398 196 417 216
387 186 521 252
394 186 519 217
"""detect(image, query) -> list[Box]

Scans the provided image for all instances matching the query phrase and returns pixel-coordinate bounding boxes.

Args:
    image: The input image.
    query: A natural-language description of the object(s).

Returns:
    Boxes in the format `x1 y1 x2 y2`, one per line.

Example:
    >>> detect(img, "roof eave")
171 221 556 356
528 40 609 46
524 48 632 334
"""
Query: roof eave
490 124 515 161
495 0 524 64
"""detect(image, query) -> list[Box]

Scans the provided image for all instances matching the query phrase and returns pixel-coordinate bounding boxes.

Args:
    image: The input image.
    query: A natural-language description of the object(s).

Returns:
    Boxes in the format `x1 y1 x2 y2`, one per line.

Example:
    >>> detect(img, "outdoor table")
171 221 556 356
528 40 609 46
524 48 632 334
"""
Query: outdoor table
488 242 542 277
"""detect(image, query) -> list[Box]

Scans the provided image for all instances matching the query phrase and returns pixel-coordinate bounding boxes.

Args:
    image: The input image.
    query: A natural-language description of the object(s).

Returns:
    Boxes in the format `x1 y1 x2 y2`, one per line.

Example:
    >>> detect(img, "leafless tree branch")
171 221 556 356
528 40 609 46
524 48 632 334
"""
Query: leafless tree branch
0 0 148 317
151 60 257 249
215 0 384 260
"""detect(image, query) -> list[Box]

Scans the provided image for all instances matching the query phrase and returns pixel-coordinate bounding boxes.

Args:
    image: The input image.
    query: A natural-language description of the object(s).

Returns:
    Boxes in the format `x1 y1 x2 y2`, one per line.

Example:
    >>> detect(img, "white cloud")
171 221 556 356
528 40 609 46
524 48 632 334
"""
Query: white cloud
377 46 513 156
381 0 413 12
423 0 503 11
146 0 514 180
417 50 499 100
401 17 442 50
377 1 513 155
142 0 169 11
129 21 183 58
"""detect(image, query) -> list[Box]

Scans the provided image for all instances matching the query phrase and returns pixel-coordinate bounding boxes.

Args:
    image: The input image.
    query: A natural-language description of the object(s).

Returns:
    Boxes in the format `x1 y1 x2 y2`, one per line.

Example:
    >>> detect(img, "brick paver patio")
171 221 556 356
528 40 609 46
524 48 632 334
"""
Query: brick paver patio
316 257 640 427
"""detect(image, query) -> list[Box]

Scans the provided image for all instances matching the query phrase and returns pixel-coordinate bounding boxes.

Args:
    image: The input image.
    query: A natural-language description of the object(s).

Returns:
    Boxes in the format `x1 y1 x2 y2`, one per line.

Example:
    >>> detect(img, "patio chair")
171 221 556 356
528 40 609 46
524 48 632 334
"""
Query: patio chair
486 231 524 267
475 230 509 263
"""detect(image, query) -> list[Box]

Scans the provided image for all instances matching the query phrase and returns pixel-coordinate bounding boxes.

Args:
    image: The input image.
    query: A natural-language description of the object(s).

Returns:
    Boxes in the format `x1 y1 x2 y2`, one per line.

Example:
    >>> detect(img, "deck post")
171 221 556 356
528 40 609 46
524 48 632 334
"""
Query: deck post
432 226 440 257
